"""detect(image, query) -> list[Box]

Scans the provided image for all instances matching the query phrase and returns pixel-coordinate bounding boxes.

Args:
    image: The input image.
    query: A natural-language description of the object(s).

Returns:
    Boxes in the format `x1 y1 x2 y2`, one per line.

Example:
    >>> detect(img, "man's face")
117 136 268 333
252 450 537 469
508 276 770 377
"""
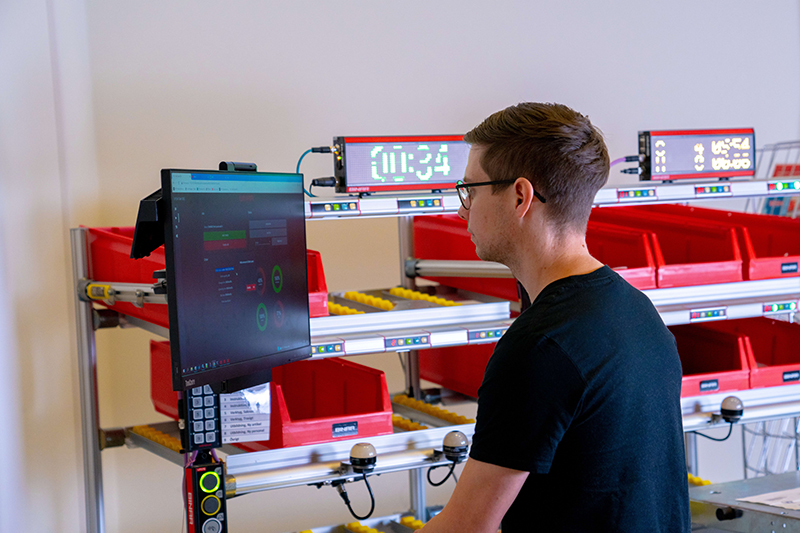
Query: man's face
458 146 514 265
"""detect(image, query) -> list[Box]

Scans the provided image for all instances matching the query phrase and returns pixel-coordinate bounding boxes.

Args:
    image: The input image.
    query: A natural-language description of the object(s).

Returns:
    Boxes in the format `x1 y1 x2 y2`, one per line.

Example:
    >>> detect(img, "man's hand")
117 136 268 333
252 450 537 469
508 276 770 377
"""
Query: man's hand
421 458 528 532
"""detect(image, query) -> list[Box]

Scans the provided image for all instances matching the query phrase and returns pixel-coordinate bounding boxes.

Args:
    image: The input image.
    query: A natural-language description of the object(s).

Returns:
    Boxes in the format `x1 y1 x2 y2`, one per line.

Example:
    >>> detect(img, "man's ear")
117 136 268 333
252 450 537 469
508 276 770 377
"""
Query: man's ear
513 178 535 219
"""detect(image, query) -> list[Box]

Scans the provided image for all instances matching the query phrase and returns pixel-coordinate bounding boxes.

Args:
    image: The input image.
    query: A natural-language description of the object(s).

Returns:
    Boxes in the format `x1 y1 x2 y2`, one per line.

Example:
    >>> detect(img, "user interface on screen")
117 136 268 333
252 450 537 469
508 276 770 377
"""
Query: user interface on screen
163 169 311 391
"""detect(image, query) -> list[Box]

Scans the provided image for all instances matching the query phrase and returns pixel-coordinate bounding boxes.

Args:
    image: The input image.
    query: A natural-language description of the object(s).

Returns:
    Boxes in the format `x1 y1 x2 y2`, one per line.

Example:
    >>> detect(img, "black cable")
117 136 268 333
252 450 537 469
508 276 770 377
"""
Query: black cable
338 474 375 521
427 462 457 487
297 147 333 198
310 177 337 188
693 422 734 442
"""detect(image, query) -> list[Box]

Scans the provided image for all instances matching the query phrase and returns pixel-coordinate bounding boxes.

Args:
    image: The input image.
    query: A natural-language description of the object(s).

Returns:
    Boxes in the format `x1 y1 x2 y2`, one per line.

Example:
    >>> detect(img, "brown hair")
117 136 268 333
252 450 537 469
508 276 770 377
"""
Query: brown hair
463 102 609 233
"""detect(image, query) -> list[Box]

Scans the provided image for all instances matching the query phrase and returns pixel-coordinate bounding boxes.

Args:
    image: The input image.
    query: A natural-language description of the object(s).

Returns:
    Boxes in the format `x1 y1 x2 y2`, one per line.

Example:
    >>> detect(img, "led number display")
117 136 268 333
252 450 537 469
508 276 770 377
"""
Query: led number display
639 128 755 181
334 135 469 193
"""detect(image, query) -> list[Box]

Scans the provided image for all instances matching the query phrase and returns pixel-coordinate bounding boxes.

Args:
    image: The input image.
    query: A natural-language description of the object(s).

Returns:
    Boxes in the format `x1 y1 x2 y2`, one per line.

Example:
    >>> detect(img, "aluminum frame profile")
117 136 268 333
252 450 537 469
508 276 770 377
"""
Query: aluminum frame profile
225 425 474 496
70 228 106 533
305 180 800 220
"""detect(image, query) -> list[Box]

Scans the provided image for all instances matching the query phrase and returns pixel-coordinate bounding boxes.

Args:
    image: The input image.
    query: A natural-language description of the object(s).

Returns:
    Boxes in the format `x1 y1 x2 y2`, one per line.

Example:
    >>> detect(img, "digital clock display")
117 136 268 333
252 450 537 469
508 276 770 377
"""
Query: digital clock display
639 128 756 182
333 135 469 193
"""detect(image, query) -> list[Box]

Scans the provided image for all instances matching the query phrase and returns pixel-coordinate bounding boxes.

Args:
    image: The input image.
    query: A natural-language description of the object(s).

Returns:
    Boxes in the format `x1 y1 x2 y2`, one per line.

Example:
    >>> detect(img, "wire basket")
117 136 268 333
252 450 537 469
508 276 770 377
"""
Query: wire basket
755 141 800 217
743 417 800 478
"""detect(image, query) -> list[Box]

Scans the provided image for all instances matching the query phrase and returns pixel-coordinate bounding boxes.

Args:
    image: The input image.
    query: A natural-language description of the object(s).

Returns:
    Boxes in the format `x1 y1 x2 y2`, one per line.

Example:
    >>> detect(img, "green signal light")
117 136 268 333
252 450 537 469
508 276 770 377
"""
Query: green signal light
792 303 798 310
773 304 779 312
794 181 800 190
777 183 785 190
199 471 220 493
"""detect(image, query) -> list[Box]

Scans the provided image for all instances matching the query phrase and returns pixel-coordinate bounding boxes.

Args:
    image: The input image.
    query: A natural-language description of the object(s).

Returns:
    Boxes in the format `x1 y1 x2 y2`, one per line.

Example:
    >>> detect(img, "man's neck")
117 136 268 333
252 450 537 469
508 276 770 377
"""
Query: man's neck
509 230 604 303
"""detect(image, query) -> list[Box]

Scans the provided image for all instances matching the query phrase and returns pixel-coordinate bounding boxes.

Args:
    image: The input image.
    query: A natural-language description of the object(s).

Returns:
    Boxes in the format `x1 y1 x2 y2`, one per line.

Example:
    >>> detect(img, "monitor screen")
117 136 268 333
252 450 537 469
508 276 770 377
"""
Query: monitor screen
334 135 469 193
162 169 311 392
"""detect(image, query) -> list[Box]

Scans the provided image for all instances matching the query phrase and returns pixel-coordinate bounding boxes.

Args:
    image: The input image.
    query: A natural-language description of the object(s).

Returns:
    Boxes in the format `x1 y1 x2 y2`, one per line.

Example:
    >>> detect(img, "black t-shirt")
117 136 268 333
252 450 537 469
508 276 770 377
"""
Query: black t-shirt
470 266 690 532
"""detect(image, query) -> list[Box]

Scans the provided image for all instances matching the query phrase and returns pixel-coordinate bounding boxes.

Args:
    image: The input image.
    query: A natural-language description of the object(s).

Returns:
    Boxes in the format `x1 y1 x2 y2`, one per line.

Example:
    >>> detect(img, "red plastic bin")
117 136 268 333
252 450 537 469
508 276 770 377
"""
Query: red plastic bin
223 357 393 450
85 226 329 321
420 343 494 399
590 207 743 288
634 204 800 281
413 215 658 299
151 340 180 418
669 324 751 397
586 221 657 290
150 342 393 449
695 318 800 389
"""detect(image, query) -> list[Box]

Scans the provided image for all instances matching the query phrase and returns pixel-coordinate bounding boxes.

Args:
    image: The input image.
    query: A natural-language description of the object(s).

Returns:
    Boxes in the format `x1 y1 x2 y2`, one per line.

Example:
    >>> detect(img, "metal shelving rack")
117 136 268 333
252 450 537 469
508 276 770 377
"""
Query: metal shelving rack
72 179 800 533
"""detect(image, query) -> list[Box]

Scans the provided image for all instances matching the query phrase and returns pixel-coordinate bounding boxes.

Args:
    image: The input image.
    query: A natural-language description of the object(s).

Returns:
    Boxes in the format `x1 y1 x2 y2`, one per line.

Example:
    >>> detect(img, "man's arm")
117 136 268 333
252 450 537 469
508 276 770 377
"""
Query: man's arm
420 457 528 533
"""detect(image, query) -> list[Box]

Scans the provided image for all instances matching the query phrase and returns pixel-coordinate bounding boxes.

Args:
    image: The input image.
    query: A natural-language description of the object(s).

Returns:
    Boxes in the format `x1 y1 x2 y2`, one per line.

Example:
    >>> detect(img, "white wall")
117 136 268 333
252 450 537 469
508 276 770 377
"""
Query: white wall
2 1 799 531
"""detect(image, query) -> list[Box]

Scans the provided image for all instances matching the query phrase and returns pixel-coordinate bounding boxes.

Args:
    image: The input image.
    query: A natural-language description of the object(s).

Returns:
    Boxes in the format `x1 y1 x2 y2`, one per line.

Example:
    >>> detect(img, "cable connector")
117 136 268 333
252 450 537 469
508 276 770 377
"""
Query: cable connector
310 177 337 187
311 146 333 153
335 483 351 505
624 155 639 162
621 168 641 174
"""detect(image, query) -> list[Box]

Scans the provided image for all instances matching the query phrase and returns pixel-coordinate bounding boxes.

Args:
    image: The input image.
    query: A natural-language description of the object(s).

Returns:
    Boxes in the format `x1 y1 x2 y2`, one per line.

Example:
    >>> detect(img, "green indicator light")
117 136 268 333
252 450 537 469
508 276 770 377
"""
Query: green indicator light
795 182 800 190
777 183 785 191
792 303 798 310
774 304 779 312
199 472 221 493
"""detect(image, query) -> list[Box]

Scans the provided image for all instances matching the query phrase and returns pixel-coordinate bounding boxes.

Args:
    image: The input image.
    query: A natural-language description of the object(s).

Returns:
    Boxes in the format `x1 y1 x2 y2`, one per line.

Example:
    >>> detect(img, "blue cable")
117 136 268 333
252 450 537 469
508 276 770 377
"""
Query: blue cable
296 149 316 197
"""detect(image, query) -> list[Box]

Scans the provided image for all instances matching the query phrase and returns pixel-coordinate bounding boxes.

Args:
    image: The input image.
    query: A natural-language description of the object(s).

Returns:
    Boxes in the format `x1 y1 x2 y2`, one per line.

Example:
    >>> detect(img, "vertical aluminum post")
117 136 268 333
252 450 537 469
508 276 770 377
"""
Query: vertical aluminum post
71 228 105 533
742 424 750 479
398 215 416 292
398 215 422 399
398 215 427 520
685 432 698 476
795 417 799 472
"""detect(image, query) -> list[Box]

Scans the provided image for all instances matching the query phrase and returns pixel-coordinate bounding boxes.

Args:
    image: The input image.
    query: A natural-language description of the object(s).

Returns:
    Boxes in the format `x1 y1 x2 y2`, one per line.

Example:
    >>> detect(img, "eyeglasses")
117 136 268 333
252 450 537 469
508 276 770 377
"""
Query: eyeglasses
455 179 547 210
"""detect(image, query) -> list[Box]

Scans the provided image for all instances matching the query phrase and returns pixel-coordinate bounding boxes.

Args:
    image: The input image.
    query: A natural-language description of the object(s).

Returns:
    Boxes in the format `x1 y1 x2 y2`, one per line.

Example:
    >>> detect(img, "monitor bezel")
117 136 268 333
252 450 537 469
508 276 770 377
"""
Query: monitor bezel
161 168 312 393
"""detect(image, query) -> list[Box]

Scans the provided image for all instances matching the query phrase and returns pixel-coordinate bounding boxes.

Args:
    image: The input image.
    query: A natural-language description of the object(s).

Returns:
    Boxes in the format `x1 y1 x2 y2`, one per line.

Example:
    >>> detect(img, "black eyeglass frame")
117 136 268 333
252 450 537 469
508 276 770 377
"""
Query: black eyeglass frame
455 178 547 210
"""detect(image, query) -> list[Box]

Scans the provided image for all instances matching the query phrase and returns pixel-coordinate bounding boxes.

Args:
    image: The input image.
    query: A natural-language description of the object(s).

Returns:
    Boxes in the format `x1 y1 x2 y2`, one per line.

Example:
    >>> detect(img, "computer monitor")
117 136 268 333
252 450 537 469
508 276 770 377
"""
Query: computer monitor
161 169 311 392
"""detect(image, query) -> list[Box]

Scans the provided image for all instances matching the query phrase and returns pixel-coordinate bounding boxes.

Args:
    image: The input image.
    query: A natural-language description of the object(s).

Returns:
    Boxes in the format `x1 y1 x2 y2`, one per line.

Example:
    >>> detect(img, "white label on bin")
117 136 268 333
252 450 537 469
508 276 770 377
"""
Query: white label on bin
332 421 358 438
220 384 271 444
700 379 719 392
782 262 799 274
783 371 800 383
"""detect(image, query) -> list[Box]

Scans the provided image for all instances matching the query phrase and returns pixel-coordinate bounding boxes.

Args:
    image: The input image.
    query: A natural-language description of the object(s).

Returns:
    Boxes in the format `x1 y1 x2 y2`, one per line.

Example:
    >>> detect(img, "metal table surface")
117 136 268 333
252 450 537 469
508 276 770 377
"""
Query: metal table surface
690 472 800 532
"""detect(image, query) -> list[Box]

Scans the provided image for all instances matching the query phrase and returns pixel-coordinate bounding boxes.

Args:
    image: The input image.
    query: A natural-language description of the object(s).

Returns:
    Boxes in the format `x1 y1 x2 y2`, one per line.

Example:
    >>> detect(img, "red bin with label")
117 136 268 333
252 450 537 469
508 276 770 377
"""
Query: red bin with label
669 324 751 397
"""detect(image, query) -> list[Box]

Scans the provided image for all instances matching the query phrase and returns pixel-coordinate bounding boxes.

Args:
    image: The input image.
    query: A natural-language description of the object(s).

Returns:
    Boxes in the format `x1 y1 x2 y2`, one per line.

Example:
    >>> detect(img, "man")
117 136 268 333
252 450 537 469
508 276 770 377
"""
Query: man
422 103 689 532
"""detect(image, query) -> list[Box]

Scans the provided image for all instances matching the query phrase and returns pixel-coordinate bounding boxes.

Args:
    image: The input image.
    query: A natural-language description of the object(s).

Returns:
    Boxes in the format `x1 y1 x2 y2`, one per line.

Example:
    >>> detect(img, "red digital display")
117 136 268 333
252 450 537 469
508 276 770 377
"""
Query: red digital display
639 128 756 182
334 135 469 193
